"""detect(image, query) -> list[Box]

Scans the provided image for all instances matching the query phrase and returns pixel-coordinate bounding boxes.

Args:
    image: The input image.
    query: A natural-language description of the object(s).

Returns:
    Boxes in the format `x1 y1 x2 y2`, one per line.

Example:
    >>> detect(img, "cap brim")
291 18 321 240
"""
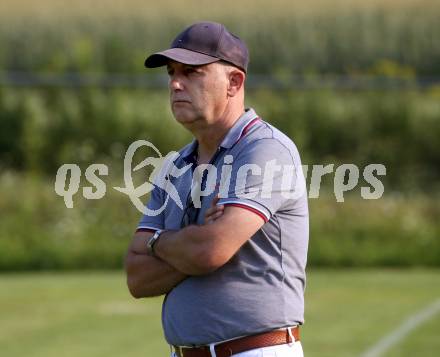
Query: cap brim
145 48 220 68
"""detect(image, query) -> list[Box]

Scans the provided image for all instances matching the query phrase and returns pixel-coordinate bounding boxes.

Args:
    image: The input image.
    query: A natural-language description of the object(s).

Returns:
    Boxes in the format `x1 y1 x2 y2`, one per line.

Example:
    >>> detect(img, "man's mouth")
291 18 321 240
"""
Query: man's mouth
173 100 191 104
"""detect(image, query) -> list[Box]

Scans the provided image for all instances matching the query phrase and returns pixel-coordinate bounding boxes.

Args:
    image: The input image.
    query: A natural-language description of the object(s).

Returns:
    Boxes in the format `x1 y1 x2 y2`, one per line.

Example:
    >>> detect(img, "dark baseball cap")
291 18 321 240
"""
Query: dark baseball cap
144 22 249 73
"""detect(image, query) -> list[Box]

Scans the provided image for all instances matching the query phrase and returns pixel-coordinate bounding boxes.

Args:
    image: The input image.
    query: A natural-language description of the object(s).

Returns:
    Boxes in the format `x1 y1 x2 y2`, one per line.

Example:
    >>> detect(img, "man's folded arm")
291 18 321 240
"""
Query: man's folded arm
125 231 187 298
154 206 265 275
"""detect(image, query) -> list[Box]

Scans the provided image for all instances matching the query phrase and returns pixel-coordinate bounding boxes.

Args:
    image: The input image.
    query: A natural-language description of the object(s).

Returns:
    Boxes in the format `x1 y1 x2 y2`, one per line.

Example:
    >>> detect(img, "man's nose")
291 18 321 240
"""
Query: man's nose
169 75 184 91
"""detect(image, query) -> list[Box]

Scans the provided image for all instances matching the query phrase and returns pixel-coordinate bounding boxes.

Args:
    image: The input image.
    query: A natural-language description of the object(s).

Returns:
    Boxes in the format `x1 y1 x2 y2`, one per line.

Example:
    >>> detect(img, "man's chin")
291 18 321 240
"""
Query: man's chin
172 111 199 126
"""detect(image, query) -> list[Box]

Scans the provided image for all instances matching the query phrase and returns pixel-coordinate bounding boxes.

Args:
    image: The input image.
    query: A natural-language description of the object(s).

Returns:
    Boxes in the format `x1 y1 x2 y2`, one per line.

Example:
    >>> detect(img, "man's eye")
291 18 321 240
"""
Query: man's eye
185 68 196 75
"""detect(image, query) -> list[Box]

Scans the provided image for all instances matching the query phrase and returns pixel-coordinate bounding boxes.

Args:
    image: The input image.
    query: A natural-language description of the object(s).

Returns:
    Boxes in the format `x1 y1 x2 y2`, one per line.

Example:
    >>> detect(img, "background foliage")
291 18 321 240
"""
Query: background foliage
0 0 439 270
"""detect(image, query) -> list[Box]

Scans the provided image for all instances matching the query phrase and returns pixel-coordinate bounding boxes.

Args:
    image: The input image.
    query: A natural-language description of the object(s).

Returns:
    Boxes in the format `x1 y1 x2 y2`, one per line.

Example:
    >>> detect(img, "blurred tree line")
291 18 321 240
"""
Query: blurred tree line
1 5 440 76
1 88 439 193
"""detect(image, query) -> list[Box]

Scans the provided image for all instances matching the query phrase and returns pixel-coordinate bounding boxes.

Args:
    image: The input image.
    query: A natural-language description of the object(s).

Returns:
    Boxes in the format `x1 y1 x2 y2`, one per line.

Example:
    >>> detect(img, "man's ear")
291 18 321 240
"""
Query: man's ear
227 69 245 97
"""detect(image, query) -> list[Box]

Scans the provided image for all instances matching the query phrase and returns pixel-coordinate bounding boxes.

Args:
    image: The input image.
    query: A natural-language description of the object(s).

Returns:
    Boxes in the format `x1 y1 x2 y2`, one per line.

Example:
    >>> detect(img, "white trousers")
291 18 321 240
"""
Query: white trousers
171 341 304 357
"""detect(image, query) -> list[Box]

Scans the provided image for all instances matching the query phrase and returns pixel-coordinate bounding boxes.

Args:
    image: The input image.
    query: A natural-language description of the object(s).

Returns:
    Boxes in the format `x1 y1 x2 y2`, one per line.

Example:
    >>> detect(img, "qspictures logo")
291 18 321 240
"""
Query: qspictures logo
54 140 386 215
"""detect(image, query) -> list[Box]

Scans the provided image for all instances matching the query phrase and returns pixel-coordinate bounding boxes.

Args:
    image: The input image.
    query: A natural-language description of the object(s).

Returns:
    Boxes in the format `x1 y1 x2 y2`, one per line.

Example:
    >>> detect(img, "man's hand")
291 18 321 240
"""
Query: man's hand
204 196 224 224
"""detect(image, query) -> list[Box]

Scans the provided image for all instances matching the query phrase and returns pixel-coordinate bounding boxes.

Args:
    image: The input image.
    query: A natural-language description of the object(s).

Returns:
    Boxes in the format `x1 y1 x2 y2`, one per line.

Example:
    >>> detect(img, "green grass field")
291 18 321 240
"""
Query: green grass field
1 270 439 356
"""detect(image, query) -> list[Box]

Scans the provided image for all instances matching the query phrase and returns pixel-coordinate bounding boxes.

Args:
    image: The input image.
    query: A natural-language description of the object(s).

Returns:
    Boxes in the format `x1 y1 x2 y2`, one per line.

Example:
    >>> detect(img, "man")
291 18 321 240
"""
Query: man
125 22 309 357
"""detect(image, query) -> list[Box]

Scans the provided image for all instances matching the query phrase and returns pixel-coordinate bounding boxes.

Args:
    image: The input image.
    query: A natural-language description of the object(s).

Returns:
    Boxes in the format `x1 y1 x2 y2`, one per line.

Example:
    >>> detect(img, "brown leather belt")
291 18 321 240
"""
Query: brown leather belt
173 327 300 357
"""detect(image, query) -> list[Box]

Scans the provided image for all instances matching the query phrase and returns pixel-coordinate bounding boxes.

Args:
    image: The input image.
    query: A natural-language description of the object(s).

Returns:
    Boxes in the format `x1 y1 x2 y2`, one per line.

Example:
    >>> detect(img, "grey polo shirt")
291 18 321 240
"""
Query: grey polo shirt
137 108 309 346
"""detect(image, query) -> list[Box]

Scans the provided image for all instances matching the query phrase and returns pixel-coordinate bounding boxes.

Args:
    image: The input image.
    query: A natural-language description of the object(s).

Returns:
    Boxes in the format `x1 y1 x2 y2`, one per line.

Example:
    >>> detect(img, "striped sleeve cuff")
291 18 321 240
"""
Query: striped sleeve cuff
218 199 270 223
135 225 161 234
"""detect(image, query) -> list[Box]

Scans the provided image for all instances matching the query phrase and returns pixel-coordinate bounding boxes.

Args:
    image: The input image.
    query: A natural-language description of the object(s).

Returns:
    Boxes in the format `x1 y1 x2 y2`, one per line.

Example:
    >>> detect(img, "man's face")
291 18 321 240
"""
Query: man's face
166 61 230 128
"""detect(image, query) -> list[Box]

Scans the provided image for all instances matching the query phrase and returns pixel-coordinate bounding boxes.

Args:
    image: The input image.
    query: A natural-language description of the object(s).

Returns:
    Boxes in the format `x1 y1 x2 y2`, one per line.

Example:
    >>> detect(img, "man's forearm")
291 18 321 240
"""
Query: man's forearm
125 250 187 298
154 225 228 275
153 206 264 275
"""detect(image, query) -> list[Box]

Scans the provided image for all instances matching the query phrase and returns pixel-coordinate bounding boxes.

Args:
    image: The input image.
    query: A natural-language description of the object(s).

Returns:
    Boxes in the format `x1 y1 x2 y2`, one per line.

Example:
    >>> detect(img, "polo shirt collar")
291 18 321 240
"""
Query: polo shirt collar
218 108 259 149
